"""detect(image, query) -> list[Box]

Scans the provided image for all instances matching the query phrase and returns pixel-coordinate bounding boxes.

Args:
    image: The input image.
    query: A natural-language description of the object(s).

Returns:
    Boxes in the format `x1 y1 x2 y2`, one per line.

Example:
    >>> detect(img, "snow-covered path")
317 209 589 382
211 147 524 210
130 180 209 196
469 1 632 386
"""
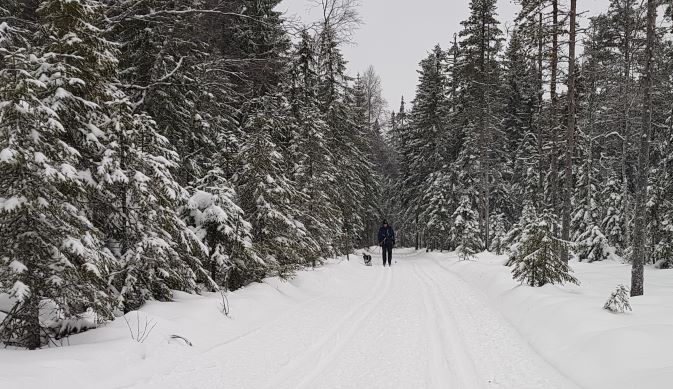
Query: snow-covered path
135 249 578 389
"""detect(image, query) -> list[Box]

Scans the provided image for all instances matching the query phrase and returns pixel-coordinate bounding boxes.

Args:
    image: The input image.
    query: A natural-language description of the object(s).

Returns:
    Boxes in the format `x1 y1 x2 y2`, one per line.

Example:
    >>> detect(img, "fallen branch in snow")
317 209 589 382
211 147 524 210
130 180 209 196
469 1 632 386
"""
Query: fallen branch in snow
219 290 230 317
169 334 193 347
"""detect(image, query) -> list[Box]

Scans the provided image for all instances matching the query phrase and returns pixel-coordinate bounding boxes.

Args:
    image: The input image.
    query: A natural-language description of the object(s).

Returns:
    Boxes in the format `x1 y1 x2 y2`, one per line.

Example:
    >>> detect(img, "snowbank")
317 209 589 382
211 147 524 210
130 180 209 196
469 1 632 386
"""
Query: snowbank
441 252 673 389
0 255 364 389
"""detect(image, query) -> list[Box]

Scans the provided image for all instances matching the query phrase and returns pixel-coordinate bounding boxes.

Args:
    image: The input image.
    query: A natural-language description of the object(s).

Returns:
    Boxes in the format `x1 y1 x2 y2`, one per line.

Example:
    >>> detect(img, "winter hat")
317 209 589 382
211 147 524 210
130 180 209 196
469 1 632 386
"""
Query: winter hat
382 219 388 225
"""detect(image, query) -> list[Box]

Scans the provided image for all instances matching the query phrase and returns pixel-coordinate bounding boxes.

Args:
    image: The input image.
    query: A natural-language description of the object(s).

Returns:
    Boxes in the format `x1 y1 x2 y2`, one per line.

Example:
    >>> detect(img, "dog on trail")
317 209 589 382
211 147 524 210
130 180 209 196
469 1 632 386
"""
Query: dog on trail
362 253 372 266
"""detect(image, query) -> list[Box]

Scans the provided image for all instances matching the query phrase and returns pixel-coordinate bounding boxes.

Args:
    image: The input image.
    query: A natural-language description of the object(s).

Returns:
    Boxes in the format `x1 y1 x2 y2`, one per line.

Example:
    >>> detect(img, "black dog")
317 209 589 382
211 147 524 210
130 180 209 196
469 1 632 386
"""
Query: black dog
362 253 372 266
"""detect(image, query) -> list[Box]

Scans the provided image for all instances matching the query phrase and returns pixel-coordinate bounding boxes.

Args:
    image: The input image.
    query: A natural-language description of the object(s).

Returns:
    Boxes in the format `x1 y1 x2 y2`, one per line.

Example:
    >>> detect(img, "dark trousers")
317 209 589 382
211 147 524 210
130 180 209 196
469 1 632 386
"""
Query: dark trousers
382 246 393 266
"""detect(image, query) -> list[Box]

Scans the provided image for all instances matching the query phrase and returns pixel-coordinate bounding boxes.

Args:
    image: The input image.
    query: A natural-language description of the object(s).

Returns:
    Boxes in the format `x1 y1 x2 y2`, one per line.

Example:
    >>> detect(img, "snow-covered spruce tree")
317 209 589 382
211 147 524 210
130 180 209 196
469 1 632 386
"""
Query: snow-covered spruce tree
571 136 601 244
576 225 618 263
509 210 579 287
0 21 112 349
353 75 387 248
316 23 378 255
603 284 632 313
236 95 314 278
97 99 214 312
649 32 673 269
288 32 342 263
455 0 506 249
649 151 673 269
107 0 230 186
36 0 212 312
404 45 451 248
503 201 536 266
601 173 625 253
452 196 483 260
230 0 292 97
489 213 508 255
421 171 454 252
572 152 614 262
503 27 541 213
185 169 261 291
37 0 119 163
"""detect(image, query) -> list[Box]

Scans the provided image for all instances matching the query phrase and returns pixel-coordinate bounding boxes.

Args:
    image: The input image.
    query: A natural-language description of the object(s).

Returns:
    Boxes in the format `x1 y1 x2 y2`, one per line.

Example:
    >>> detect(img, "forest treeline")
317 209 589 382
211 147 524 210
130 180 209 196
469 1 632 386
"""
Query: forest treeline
390 0 670 291
1 0 671 350
0 0 389 348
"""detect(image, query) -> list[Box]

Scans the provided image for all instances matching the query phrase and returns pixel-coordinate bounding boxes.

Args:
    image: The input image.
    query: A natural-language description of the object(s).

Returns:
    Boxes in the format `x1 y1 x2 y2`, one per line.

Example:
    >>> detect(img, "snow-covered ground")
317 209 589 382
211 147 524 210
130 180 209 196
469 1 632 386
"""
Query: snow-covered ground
448 252 673 389
1 249 671 389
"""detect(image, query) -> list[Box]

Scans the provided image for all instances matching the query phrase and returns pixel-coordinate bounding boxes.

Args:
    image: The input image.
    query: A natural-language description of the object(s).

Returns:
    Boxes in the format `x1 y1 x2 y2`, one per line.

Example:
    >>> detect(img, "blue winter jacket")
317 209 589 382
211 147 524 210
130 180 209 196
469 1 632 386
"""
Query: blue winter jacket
378 225 395 248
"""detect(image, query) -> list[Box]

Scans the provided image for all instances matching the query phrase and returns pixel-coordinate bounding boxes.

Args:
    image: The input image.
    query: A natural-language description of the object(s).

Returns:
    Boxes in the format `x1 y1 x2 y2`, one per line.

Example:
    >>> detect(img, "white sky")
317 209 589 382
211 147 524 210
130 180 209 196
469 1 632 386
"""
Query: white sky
278 0 611 111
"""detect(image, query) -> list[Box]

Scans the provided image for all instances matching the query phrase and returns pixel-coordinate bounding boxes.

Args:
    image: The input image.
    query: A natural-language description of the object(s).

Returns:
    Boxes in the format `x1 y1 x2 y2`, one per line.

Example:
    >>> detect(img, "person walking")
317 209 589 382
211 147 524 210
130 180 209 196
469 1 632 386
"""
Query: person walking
378 220 395 267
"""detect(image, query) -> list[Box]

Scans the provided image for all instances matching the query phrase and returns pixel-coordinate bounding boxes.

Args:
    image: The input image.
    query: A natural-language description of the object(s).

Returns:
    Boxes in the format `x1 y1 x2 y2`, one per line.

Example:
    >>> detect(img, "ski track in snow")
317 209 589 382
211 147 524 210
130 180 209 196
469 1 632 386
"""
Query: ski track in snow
127 250 580 389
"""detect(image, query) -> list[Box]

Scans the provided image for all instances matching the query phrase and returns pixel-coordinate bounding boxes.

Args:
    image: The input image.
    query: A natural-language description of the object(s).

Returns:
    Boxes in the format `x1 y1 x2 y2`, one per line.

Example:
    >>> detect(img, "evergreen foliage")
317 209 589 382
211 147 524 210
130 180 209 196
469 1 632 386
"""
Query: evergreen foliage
509 210 579 287
603 284 632 313
0 0 384 348
452 196 483 260
186 169 259 291
0 16 112 348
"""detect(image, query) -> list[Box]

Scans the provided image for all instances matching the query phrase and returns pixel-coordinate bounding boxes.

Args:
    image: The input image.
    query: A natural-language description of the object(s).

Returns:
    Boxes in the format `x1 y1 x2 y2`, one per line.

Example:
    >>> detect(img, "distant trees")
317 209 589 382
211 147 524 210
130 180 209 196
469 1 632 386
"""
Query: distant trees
393 0 673 292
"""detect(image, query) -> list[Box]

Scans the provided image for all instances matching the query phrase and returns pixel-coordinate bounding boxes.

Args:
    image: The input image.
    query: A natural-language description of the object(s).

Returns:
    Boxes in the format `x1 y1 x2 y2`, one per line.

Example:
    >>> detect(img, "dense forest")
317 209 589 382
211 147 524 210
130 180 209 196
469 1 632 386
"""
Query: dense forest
0 0 389 349
391 0 671 293
0 0 671 350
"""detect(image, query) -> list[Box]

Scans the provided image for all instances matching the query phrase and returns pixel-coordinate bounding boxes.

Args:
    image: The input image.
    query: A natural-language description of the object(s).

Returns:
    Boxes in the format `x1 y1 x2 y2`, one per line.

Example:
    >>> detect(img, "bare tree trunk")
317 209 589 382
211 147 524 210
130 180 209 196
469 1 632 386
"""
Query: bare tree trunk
549 0 559 219
415 212 419 250
561 0 577 263
631 0 656 297
536 11 545 210
621 0 633 252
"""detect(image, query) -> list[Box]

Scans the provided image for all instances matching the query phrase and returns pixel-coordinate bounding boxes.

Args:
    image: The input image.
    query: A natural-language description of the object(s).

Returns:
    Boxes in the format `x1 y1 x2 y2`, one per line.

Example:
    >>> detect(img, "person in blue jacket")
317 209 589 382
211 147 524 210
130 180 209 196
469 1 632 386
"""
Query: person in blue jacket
378 220 395 267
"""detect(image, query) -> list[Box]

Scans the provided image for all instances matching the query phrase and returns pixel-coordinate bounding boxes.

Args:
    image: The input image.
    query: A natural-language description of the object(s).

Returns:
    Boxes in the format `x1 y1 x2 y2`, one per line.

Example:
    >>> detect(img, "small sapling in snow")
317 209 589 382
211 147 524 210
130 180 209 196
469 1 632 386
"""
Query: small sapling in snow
123 312 157 343
603 284 632 313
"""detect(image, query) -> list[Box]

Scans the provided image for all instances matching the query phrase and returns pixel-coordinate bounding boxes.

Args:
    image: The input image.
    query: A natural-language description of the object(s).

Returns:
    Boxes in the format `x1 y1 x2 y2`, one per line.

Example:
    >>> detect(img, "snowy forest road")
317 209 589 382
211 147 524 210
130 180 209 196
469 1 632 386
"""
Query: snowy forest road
137 249 579 389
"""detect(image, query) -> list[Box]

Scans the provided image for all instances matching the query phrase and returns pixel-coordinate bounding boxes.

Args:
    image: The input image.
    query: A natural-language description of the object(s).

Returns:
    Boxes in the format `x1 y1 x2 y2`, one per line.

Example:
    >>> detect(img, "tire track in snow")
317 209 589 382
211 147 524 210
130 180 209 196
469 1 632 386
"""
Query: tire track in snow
262 266 394 389
412 261 485 388
410 262 457 387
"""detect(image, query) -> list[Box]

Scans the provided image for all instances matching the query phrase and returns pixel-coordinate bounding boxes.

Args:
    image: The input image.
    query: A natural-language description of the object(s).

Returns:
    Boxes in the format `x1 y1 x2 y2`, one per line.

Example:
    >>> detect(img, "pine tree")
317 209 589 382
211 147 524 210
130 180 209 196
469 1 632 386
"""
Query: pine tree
421 171 454 251
35 0 213 312
452 196 483 260
509 210 579 287
456 0 505 249
315 22 379 255
404 45 451 248
603 284 632 313
576 226 618 263
503 201 537 265
0 19 112 348
236 95 313 277
98 99 214 312
502 28 540 213
288 31 343 263
185 169 260 291
571 158 600 244
601 174 625 253
489 213 508 255
107 0 231 186
630 0 656 296
648 23 673 269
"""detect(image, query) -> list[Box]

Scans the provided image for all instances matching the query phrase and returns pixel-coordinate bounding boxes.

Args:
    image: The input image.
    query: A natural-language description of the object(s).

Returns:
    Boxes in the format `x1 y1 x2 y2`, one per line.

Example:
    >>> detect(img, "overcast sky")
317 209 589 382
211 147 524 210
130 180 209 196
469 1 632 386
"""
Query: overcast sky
278 0 611 111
